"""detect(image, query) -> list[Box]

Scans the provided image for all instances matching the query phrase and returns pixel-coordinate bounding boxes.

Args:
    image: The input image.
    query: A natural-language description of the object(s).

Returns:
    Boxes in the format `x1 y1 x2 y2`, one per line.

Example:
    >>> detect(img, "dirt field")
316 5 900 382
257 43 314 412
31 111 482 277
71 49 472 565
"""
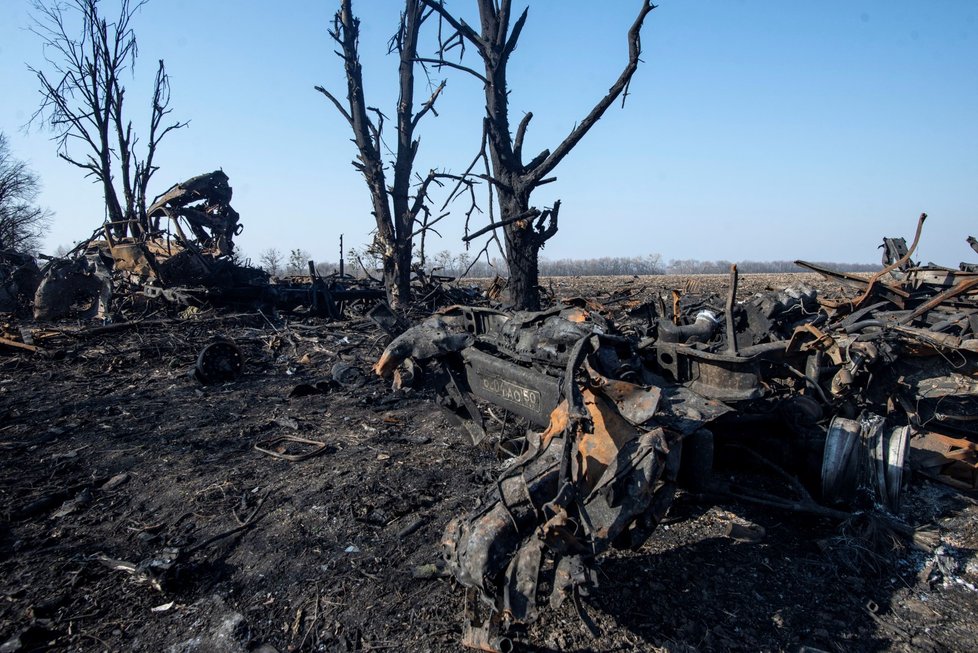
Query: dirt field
2 273 976 652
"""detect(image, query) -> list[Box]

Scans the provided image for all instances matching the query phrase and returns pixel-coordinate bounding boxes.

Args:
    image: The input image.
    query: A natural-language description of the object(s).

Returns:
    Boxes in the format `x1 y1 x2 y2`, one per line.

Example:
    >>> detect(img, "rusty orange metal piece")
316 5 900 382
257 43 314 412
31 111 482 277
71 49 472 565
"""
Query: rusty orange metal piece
850 212 927 310
910 430 978 490
577 388 642 488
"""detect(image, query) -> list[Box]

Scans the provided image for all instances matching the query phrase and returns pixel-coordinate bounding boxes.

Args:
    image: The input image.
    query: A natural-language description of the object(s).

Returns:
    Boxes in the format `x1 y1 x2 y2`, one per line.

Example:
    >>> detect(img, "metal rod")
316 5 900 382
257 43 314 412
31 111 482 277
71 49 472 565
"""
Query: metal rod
726 263 739 355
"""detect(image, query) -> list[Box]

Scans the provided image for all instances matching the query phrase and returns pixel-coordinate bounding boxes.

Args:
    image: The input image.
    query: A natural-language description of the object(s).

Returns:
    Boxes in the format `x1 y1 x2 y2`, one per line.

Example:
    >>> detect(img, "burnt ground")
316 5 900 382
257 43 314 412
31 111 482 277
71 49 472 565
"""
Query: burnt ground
1 273 977 653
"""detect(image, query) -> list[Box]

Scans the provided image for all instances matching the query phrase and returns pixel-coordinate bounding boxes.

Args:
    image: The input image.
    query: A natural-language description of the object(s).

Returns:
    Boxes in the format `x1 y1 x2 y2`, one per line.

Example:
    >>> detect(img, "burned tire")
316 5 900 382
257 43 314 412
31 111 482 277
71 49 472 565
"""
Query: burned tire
194 340 243 384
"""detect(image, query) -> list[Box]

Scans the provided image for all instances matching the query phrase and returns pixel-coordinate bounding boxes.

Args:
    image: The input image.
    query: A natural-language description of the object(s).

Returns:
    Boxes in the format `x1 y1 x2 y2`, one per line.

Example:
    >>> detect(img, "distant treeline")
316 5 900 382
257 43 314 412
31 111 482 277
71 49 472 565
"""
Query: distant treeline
258 247 879 279
661 259 879 275
426 254 878 278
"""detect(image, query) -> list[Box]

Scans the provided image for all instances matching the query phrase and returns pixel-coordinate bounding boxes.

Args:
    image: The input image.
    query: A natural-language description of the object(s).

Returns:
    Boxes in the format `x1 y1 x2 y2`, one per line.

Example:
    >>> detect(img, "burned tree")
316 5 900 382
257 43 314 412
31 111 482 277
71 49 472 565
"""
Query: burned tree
29 0 186 239
0 133 52 254
316 0 446 308
423 0 655 310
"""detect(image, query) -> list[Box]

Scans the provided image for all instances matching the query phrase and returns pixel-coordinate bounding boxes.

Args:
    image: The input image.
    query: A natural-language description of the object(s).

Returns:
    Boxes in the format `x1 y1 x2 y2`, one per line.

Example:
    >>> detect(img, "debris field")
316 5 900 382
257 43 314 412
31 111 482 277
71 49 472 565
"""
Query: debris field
2 203 978 652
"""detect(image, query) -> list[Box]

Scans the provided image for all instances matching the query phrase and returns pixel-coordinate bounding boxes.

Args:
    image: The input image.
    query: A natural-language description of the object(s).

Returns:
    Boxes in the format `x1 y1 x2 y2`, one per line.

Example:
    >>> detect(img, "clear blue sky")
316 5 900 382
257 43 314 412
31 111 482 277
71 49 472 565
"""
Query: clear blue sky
1 1 975 267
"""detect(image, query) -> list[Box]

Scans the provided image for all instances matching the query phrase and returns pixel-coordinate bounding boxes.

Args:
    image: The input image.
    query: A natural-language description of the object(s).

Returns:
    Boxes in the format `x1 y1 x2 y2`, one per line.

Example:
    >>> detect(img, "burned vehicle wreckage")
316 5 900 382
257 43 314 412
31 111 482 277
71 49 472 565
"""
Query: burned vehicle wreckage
4 200 978 650
25 171 383 322
374 215 978 650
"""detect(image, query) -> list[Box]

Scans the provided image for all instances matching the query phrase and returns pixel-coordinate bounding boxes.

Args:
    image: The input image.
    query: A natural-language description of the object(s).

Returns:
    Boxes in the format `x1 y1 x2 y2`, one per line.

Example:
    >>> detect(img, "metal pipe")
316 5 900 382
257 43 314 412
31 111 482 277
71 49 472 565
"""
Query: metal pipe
843 320 884 334
658 310 720 343
726 263 739 355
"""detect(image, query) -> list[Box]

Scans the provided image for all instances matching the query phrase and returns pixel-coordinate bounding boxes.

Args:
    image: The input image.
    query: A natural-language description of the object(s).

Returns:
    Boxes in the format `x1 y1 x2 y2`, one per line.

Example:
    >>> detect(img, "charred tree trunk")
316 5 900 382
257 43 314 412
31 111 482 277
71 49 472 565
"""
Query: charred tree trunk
29 0 186 241
318 0 444 309
391 0 424 307
505 223 540 309
423 0 654 310
495 182 544 311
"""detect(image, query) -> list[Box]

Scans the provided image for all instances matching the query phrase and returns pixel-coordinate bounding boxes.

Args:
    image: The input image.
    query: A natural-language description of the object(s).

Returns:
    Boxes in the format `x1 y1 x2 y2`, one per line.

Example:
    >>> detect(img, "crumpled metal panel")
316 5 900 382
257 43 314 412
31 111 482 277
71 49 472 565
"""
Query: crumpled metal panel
375 221 978 650
33 257 112 321
147 170 241 257
380 321 702 634
461 347 560 427
374 315 475 377
909 430 978 490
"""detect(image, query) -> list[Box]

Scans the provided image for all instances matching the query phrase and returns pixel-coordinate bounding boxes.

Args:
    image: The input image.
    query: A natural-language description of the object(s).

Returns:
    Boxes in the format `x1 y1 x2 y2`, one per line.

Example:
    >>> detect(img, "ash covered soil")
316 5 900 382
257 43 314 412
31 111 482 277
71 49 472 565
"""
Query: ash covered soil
1 273 977 652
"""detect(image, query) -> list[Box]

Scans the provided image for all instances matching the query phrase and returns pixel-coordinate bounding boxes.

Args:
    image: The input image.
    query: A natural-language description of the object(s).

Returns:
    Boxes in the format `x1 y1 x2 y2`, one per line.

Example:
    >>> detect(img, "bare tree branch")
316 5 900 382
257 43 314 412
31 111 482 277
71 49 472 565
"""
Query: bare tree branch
0 132 53 253
414 57 488 84
501 6 528 61
421 0 486 51
513 111 532 166
28 0 185 237
314 85 353 124
411 79 447 128
528 1 655 182
462 208 539 242
320 0 451 307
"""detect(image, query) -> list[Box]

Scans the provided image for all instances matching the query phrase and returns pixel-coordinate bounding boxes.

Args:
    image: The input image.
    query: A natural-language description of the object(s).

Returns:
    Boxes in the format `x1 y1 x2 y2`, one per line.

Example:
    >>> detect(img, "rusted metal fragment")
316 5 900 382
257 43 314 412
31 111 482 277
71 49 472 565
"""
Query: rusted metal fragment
848 212 927 310
106 239 166 279
439 361 489 445
502 538 543 623
904 267 978 289
580 425 678 547
460 589 513 653
147 170 241 257
899 276 978 325
585 357 661 426
577 388 644 487
795 260 909 309
909 431 978 490
376 218 978 650
881 236 912 270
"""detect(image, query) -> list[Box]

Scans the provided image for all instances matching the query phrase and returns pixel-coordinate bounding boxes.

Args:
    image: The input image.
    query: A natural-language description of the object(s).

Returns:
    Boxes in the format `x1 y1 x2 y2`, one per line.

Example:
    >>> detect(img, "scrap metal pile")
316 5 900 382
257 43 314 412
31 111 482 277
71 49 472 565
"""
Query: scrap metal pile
375 215 978 651
1 171 387 324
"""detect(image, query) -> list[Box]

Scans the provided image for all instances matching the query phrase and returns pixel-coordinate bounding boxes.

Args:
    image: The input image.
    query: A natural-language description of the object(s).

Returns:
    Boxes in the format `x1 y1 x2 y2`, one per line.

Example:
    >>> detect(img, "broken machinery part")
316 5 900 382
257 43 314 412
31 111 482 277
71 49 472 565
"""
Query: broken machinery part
194 340 244 384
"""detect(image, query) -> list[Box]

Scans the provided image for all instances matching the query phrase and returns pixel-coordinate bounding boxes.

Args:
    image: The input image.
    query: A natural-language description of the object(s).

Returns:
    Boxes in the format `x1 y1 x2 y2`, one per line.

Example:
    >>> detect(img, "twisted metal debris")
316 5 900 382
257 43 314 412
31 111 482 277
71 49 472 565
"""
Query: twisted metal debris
377 216 978 651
